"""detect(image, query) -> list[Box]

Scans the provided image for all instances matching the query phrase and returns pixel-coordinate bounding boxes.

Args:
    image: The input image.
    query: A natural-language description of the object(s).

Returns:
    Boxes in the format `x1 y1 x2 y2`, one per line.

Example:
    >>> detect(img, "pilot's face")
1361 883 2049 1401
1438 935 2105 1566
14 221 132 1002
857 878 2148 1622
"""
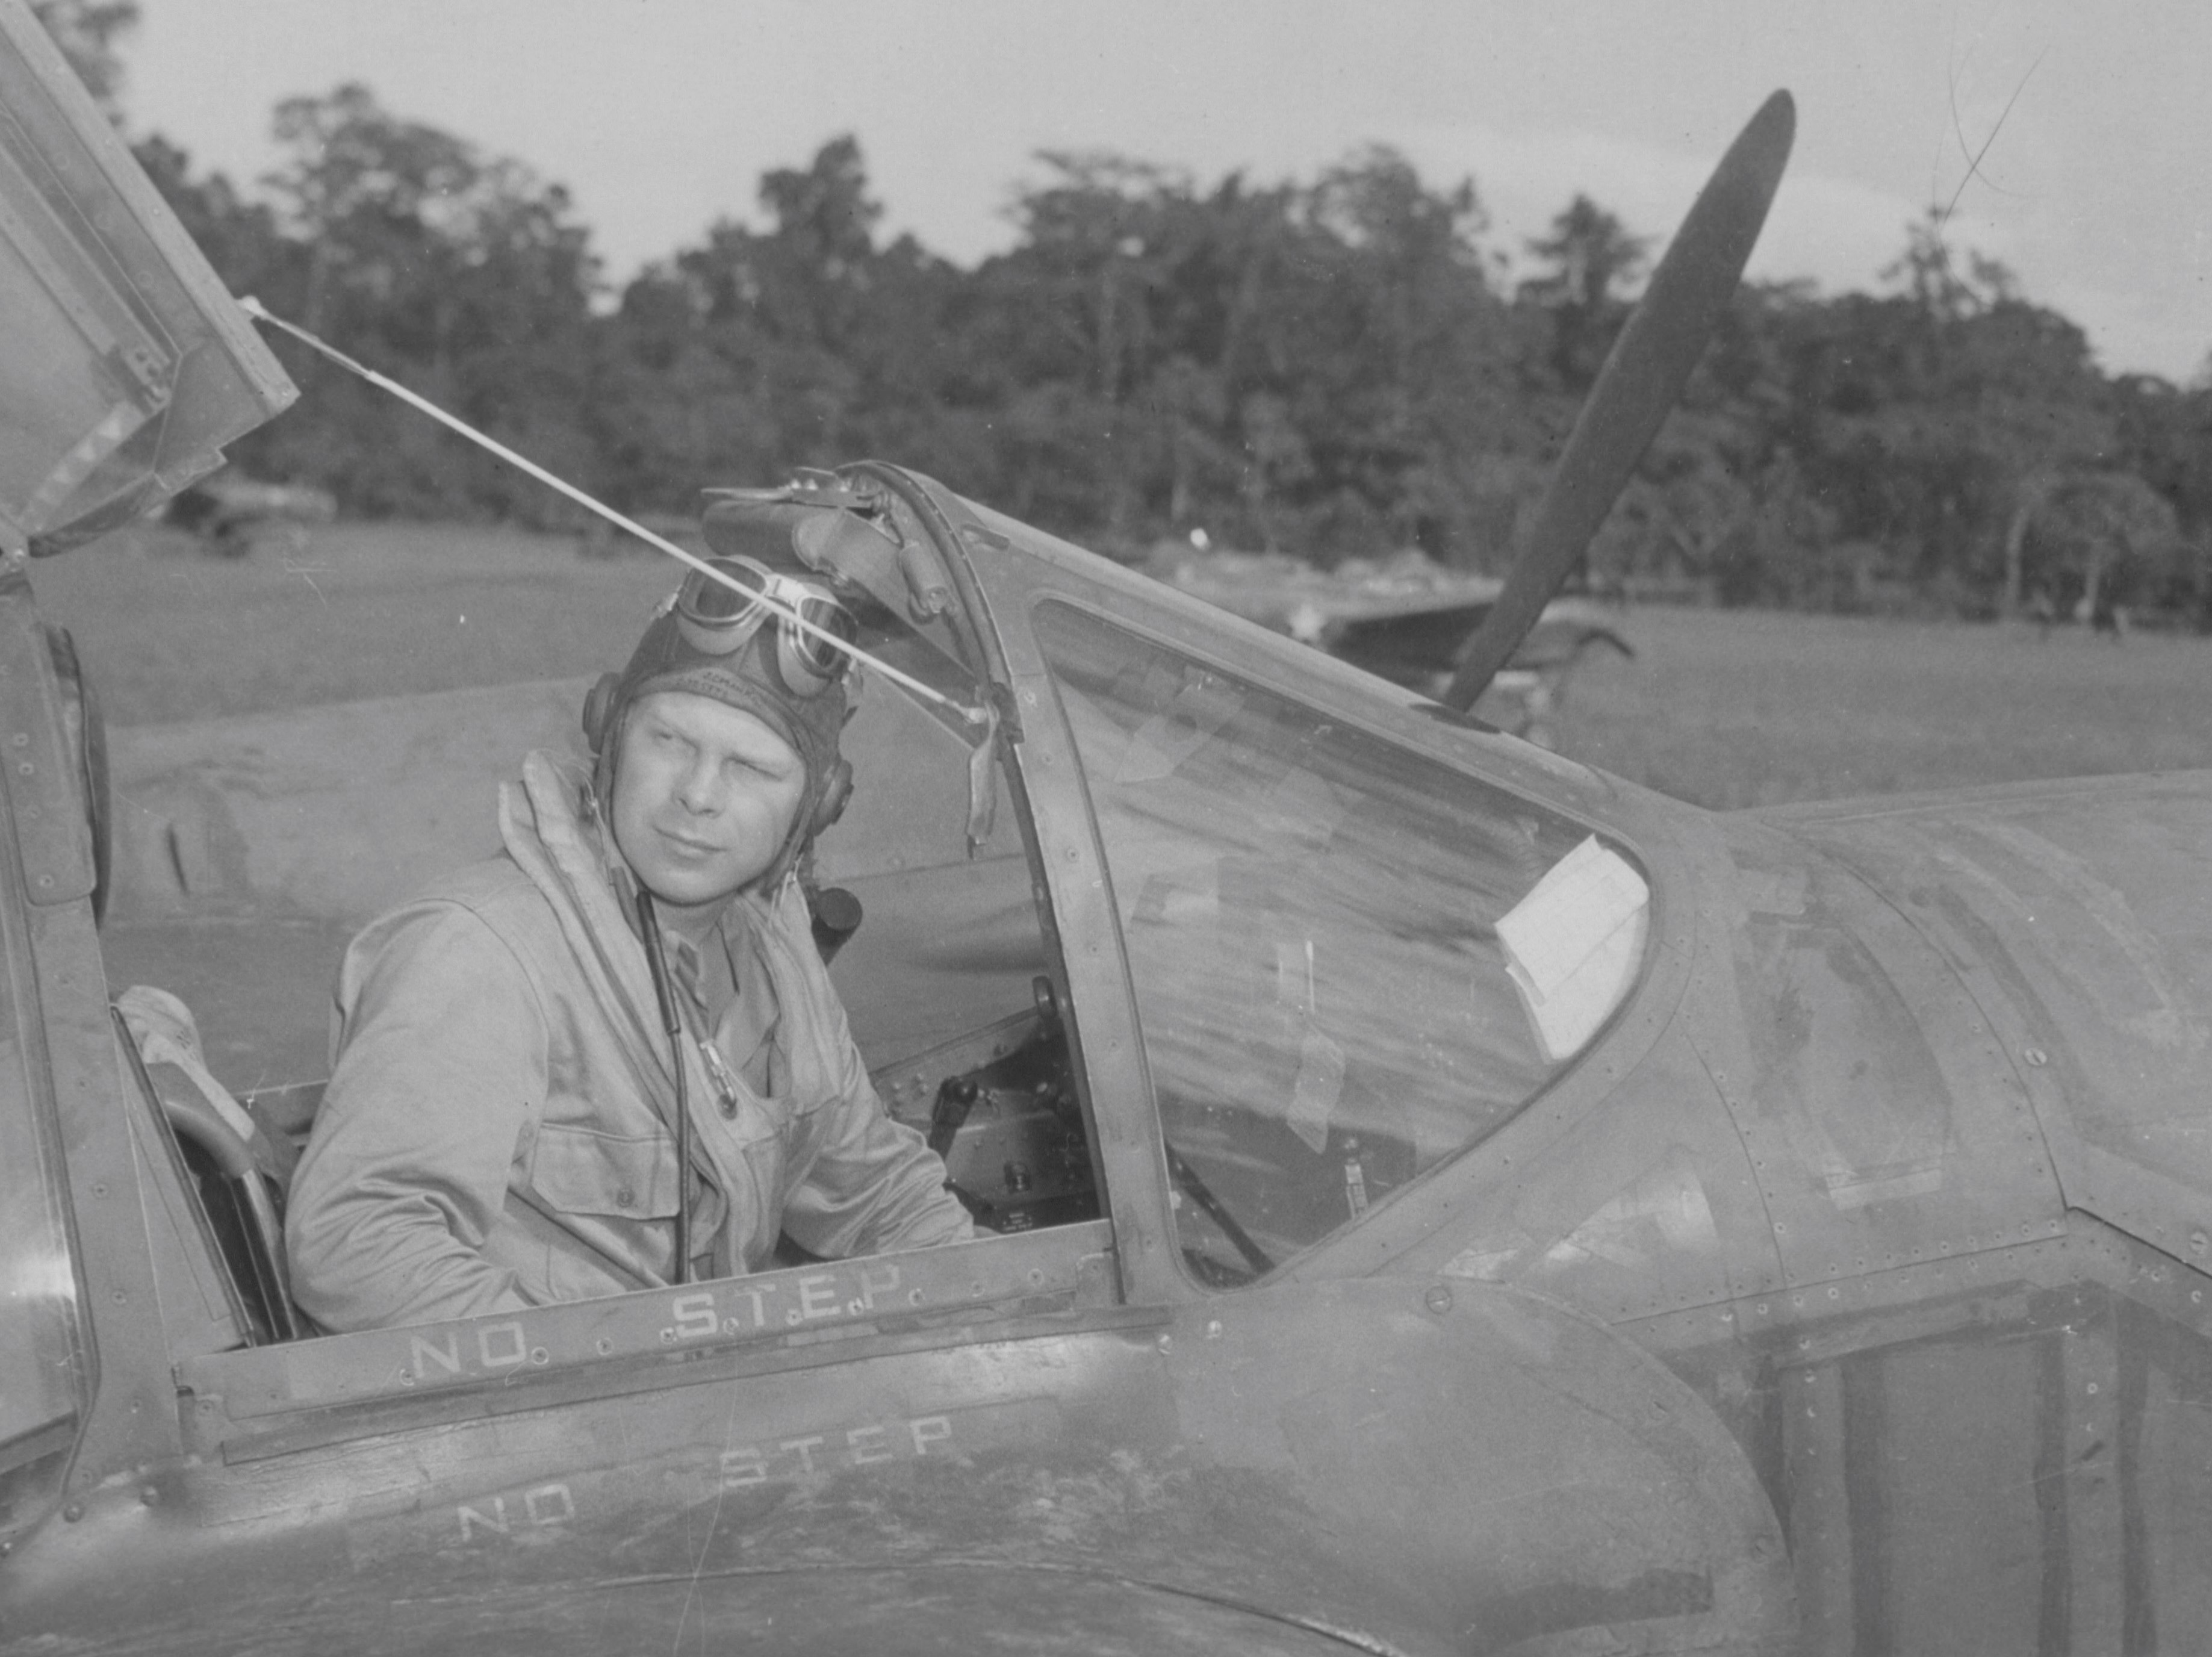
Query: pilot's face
611 691 808 919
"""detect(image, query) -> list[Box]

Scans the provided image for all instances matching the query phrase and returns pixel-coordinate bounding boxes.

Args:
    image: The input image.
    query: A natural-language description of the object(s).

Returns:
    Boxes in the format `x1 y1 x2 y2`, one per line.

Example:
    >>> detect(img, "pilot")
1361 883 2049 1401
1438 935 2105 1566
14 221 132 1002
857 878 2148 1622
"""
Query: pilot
285 558 975 1332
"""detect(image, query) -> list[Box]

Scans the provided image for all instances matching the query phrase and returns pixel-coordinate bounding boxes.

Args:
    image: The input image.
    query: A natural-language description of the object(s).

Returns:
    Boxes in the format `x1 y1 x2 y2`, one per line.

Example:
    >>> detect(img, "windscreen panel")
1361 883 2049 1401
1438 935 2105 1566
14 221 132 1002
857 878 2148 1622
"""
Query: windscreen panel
1037 603 1648 1282
0 931 85 1532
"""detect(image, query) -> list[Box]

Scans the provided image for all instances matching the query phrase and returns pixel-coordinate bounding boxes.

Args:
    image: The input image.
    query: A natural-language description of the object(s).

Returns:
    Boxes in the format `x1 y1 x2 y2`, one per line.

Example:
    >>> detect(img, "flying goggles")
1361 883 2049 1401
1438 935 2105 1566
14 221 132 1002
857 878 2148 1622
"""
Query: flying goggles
673 555 859 696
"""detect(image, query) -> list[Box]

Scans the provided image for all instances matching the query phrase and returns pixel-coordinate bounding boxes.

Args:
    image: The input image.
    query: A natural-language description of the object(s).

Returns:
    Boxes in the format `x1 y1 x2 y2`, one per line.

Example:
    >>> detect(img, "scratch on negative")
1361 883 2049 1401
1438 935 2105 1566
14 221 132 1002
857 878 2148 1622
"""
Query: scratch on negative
1937 45 2046 237
280 552 333 608
674 1382 746 1655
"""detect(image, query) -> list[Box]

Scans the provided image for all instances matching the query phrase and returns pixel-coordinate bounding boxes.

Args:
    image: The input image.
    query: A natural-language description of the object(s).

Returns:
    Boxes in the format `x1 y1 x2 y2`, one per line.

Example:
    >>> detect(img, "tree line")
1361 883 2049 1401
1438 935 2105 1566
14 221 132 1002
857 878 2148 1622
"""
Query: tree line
42 3 2212 622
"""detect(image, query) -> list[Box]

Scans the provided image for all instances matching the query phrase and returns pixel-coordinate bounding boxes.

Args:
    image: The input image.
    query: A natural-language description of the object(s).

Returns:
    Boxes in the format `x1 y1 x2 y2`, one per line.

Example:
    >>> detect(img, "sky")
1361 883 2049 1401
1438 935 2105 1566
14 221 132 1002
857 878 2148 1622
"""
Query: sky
123 0 2212 383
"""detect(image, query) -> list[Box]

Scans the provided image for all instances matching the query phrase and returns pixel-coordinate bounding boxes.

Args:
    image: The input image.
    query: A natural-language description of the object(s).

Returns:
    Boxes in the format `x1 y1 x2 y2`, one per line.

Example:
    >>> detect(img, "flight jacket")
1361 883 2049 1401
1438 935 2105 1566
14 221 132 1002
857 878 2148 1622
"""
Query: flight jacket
286 751 974 1332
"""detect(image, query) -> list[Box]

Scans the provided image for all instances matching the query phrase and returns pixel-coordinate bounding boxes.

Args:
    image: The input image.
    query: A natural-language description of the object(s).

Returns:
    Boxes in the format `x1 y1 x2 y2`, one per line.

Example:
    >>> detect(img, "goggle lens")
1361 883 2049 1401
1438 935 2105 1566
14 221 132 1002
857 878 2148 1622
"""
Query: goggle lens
675 556 854 695
787 595 858 683
685 558 768 623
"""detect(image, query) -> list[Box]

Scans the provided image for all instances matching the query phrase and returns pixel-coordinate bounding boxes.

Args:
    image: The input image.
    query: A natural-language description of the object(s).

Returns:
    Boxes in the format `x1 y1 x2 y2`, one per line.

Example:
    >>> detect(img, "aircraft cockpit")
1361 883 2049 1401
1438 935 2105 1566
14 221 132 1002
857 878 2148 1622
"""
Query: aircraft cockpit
2 453 1662 1452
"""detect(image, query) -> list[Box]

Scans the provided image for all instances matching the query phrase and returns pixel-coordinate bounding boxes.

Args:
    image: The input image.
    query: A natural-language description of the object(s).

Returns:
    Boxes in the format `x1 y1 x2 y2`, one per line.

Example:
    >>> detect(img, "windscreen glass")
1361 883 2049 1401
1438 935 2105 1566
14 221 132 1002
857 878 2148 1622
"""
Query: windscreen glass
0 939 85 1516
1037 603 1649 1282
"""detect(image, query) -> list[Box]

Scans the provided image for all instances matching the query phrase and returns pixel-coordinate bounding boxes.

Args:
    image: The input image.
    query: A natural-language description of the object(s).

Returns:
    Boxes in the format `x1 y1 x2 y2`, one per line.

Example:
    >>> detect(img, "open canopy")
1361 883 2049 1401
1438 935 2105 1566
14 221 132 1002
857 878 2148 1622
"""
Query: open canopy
0 1 293 555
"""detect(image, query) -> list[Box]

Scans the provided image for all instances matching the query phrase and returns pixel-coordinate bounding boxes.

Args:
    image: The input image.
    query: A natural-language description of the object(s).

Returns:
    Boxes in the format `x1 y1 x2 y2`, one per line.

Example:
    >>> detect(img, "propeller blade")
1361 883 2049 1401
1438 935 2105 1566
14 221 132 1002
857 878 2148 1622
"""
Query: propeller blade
1442 89 1795 710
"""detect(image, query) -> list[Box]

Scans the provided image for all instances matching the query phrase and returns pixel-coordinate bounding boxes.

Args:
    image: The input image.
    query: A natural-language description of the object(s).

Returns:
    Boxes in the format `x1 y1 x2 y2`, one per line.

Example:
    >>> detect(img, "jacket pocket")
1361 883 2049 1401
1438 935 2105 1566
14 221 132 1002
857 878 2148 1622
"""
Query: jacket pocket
530 1122 681 1219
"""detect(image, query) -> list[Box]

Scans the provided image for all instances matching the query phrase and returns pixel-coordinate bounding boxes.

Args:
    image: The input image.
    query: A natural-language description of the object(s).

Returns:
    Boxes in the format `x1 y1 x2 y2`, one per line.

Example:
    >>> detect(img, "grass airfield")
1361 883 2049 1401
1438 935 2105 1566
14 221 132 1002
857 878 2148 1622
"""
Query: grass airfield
1547 602 2212 809
33 520 2212 1089
33 520 2212 809
30 522 673 725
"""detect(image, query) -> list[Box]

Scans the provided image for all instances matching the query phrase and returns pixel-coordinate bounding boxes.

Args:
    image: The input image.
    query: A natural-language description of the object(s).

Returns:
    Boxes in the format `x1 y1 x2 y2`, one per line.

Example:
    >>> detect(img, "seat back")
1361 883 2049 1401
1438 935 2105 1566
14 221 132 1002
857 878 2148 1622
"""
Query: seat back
114 989 302 1343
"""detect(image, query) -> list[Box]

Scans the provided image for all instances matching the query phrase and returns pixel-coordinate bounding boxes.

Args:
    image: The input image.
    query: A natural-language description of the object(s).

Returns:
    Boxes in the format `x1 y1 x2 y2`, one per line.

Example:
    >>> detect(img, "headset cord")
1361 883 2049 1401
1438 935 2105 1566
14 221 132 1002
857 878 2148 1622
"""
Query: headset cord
633 887 695 1285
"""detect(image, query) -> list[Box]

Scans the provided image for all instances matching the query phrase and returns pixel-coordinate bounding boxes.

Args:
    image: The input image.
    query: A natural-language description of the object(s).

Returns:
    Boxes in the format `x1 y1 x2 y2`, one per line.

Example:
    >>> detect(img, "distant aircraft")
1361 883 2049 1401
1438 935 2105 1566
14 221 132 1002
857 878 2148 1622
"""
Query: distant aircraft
163 469 336 557
0 7 2205 1652
1158 543 1632 744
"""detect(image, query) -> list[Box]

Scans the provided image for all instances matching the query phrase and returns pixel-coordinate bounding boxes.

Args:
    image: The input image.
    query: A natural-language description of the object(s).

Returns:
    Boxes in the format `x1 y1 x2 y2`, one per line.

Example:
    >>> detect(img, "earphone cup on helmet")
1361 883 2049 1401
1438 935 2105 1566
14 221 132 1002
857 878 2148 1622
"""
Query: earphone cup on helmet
812 759 854 838
583 673 621 754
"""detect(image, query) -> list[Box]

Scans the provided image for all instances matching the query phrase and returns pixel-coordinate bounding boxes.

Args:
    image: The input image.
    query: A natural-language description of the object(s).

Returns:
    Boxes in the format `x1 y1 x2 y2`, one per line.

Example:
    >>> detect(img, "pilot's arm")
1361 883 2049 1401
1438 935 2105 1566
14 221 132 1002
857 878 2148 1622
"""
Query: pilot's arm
763 884 976 1263
286 902 544 1331
775 1029 978 1263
